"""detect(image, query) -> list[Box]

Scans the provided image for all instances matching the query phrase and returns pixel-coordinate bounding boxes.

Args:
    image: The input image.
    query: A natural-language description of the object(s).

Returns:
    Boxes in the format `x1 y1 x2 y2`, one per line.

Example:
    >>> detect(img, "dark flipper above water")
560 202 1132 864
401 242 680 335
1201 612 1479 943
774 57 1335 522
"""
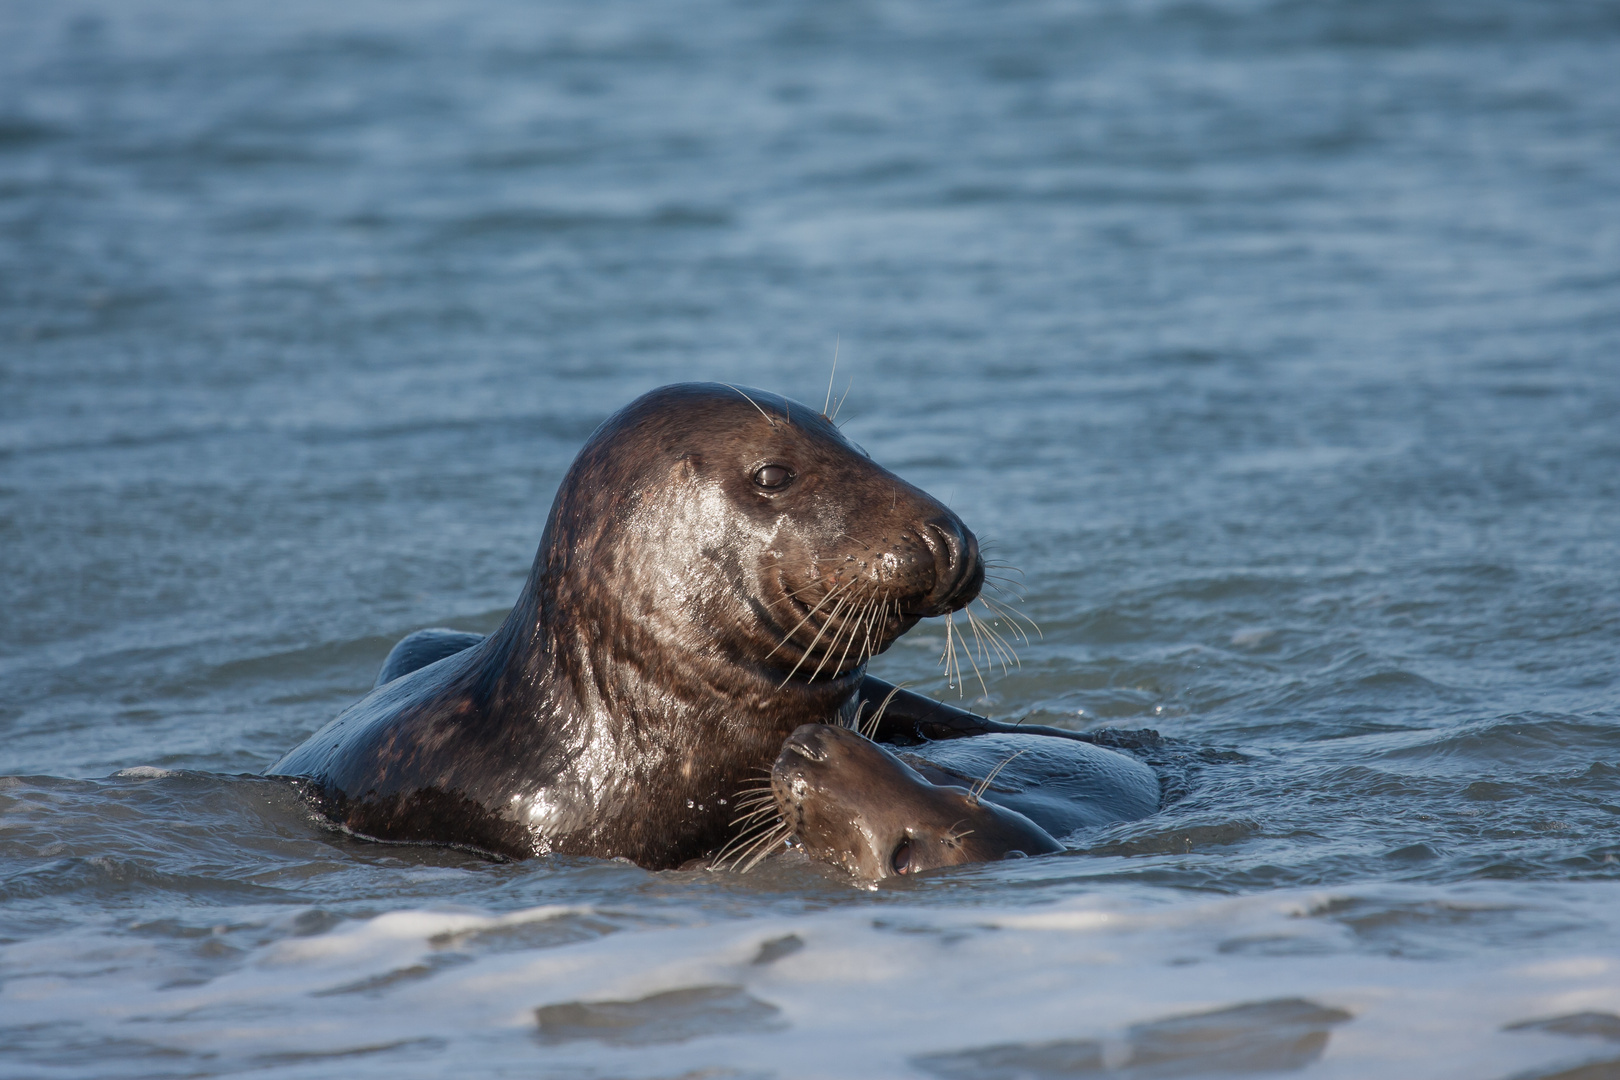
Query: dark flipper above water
853 677 1164 751
373 628 486 688
899 733 1161 837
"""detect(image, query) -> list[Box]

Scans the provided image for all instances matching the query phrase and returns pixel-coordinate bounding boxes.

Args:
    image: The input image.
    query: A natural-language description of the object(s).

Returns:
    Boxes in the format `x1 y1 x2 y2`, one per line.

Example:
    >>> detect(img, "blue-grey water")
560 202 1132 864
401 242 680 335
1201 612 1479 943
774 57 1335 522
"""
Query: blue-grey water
3 1 1619 1077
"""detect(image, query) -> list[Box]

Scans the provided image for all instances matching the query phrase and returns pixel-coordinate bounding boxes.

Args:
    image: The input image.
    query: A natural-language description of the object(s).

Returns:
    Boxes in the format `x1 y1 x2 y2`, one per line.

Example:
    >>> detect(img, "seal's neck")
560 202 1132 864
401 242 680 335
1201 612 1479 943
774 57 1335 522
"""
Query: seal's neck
485 564 857 742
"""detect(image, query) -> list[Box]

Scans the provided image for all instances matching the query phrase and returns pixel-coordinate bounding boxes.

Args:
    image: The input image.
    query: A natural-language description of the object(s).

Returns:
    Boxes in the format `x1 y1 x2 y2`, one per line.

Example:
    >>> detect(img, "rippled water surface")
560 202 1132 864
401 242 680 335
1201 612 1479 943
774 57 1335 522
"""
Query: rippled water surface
4 1 1619 1076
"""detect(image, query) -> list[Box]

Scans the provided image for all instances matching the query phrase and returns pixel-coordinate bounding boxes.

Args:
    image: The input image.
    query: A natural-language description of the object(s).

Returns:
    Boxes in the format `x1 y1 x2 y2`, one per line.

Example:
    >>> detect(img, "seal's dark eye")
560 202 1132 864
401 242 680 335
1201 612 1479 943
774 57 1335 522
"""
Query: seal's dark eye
753 465 793 490
892 838 912 874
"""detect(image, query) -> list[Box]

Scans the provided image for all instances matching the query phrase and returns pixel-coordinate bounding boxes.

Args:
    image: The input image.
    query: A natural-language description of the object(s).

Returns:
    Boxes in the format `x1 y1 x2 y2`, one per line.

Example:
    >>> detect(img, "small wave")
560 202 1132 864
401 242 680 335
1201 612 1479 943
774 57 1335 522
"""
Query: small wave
112 765 175 779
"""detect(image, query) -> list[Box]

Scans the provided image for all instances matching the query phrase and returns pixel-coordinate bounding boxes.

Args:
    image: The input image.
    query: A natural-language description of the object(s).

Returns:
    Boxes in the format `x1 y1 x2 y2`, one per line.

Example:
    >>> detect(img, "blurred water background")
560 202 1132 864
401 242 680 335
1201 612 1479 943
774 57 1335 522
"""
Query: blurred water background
3 1 1619 1076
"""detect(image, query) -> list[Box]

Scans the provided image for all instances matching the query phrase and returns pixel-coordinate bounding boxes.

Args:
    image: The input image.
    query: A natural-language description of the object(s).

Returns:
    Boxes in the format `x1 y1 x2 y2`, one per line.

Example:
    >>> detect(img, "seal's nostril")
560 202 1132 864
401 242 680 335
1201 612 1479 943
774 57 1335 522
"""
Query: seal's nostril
919 518 984 614
925 523 961 572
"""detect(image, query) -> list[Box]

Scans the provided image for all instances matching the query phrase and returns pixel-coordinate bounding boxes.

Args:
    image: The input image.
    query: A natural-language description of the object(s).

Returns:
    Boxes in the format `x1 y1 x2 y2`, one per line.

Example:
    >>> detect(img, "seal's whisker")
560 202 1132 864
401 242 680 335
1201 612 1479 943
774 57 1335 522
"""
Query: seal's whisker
856 595 884 671
957 611 990 696
964 607 1019 673
779 581 854 684
980 622 1021 671
963 607 993 669
940 611 959 691
816 588 866 683
823 334 840 417
982 575 1029 602
767 578 850 663
763 581 828 611
862 681 906 741
843 593 879 672
969 749 1028 803
801 587 861 684
831 376 854 424
938 610 987 696
820 584 873 679
828 589 877 679
975 594 1039 644
977 594 1042 642
721 383 777 430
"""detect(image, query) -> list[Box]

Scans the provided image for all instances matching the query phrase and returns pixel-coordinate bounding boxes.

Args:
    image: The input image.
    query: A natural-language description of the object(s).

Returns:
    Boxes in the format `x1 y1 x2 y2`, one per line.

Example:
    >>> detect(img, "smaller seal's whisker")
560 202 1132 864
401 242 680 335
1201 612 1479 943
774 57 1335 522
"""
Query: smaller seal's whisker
721 383 777 430
730 803 777 823
722 813 790 872
716 810 785 869
941 821 976 847
969 749 1028 803
739 822 792 873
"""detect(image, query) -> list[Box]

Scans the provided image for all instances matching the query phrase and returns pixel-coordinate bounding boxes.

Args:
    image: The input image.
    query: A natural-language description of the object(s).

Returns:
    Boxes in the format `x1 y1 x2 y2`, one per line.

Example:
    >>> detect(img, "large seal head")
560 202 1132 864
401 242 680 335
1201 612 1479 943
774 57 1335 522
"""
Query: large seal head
767 724 1065 881
269 383 984 868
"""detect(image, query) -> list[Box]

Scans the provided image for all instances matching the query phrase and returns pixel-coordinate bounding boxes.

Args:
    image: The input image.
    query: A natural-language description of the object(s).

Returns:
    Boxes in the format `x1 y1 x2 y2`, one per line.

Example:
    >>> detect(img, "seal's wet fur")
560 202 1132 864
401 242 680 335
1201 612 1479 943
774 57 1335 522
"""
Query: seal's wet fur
269 384 984 868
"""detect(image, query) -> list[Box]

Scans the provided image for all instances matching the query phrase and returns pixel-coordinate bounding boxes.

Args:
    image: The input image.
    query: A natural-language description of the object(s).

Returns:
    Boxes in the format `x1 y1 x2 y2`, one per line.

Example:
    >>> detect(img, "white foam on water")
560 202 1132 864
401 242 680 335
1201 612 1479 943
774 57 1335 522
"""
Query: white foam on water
7 881 1620 1079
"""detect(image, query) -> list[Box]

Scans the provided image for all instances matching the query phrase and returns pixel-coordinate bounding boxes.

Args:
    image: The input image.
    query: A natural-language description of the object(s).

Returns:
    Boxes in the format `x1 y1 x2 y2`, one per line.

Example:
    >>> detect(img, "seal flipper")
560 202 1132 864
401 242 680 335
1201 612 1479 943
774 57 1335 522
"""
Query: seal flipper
856 676 1105 746
374 629 486 687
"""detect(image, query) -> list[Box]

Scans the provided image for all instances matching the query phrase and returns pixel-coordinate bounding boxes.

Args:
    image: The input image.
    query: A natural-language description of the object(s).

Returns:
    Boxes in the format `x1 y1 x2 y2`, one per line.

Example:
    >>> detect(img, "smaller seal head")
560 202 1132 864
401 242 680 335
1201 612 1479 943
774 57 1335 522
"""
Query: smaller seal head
771 724 1062 881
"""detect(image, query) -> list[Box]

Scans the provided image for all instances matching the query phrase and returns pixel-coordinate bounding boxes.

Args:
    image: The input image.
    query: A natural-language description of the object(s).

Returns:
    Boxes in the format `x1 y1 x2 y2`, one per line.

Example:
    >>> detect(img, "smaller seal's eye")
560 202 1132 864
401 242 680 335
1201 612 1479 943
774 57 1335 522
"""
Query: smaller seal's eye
753 464 794 490
892 838 912 875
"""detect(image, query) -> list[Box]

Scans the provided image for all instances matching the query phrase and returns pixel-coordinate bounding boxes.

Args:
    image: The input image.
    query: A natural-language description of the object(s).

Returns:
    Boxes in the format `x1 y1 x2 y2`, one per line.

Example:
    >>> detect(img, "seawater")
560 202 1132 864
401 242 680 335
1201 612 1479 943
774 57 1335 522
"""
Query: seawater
3 1 1619 1077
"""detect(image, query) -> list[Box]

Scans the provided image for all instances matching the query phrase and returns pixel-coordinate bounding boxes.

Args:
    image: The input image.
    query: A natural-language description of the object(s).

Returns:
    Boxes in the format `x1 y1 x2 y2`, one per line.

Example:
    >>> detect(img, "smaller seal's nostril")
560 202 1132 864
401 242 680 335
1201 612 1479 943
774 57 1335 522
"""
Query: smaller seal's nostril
785 728 829 762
